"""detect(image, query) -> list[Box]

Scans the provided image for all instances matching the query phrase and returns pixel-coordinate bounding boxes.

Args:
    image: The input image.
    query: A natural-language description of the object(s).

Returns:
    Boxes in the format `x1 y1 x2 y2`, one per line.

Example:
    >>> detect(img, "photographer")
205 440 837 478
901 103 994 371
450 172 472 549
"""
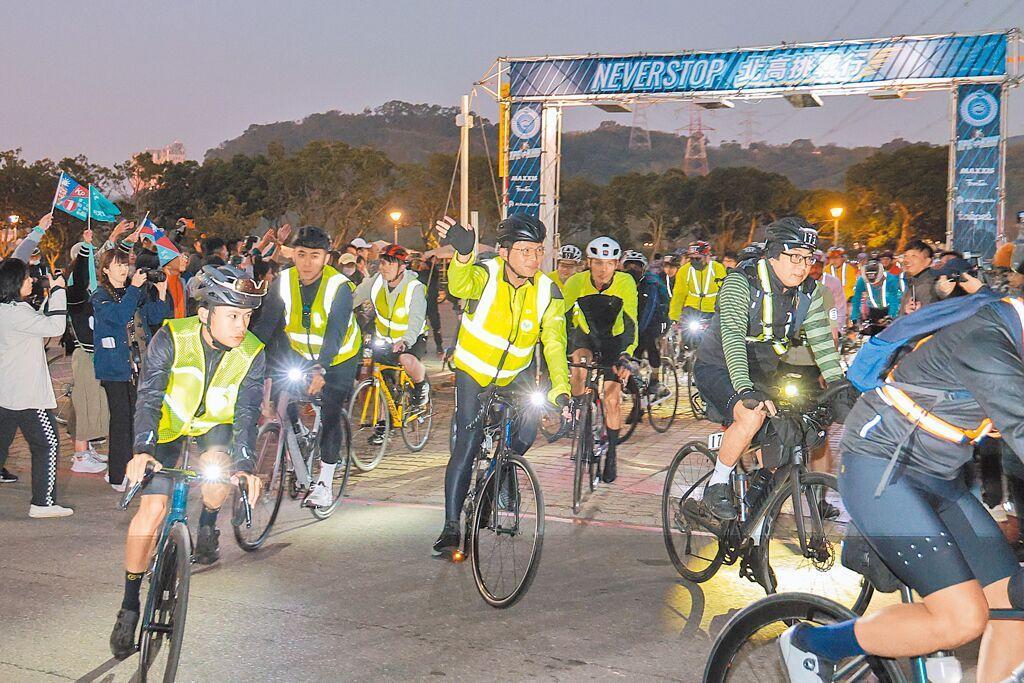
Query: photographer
91 249 169 490
933 257 989 300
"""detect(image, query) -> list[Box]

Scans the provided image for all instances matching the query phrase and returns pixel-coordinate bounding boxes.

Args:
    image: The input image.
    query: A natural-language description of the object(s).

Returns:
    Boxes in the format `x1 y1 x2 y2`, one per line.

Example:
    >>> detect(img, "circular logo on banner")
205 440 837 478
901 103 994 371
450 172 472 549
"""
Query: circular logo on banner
960 90 998 128
511 107 541 140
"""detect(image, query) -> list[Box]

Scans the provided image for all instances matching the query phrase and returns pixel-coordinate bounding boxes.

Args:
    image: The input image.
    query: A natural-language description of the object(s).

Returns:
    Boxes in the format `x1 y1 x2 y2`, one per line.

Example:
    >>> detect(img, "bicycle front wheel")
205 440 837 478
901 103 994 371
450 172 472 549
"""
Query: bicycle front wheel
647 360 680 433
234 422 286 551
702 592 903 683
662 442 724 582
139 521 191 683
686 356 707 420
399 385 432 452
310 411 352 521
571 396 594 514
349 379 389 471
471 453 545 608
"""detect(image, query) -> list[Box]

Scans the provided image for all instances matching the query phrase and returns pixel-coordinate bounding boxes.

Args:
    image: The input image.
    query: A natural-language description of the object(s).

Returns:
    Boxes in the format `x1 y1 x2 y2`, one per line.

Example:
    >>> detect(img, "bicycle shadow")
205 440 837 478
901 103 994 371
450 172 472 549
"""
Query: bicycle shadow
72 656 120 682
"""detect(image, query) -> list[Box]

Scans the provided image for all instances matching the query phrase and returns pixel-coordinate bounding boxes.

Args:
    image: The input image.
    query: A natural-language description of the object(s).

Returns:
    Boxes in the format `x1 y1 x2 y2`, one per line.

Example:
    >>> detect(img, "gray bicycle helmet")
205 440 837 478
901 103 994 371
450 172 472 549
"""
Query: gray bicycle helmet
558 244 583 262
622 249 648 268
190 264 267 309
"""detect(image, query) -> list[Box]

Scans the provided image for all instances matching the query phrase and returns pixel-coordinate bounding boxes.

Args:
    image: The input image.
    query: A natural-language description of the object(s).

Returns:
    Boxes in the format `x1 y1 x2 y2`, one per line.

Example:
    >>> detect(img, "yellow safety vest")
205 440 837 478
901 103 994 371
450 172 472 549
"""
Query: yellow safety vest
157 317 264 443
827 262 858 300
369 274 426 343
744 259 794 356
452 258 555 386
280 265 360 366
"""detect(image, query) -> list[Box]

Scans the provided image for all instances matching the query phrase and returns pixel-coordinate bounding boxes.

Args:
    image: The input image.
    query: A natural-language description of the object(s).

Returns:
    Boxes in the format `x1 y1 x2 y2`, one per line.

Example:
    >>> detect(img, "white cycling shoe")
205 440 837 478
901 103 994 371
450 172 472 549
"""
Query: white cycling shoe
303 482 333 508
778 625 834 682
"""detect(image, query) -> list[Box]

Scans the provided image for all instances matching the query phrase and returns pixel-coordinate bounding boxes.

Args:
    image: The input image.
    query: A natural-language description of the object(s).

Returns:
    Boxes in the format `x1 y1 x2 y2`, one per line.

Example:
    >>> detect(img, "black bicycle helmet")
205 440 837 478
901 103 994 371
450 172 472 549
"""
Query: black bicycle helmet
293 225 332 251
737 242 765 263
190 264 266 309
765 216 818 257
496 213 546 246
864 260 883 282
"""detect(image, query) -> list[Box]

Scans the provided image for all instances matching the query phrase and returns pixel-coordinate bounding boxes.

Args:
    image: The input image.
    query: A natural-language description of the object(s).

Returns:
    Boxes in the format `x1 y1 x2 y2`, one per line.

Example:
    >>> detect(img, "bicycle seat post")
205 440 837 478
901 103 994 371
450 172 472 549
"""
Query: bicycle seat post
734 470 748 523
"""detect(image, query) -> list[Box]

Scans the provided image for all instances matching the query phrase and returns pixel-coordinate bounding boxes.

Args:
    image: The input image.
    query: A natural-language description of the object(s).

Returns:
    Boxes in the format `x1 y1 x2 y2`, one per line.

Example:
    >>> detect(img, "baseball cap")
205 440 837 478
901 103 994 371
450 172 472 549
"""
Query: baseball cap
338 253 357 265
934 257 975 279
350 237 372 249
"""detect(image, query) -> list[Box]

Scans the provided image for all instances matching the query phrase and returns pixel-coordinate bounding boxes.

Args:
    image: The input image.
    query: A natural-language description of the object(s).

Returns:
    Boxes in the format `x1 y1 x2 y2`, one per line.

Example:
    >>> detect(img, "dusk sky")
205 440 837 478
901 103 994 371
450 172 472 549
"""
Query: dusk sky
3 1 1021 166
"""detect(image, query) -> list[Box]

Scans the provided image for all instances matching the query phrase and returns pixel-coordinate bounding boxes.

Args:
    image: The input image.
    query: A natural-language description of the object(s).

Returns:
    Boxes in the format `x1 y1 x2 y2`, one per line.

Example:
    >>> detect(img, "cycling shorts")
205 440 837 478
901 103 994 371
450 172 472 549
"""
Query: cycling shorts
144 423 233 497
568 326 626 367
839 452 1018 597
372 334 428 364
692 361 770 426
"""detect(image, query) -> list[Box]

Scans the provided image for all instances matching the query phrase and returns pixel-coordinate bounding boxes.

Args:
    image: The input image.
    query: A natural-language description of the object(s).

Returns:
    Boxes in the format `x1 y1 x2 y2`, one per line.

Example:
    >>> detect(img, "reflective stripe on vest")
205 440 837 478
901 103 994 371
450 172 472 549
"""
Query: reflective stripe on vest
157 317 264 443
865 278 887 309
744 259 790 355
452 258 553 385
280 265 360 365
370 275 425 343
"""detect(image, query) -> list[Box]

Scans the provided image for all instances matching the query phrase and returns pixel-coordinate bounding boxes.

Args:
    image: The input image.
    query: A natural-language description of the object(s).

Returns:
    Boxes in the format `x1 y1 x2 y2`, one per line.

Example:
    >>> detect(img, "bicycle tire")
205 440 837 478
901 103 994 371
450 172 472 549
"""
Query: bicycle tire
702 592 903 683
310 411 352 521
757 471 874 615
686 355 707 420
471 452 545 608
349 379 389 471
661 442 724 582
590 396 604 492
617 380 640 443
647 360 680 433
233 422 286 551
399 386 432 452
571 395 593 514
139 521 191 683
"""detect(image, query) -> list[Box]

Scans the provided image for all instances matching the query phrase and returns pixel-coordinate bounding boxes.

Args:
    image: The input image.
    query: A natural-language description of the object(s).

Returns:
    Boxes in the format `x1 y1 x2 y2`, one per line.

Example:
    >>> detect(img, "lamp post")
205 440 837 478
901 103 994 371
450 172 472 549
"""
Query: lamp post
388 210 403 244
829 206 844 245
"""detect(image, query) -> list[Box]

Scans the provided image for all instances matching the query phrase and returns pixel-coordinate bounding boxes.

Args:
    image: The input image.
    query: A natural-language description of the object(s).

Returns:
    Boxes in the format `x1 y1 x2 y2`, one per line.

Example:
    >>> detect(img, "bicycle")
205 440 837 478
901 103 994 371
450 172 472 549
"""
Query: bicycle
349 342 433 471
233 369 352 552
671 314 711 419
636 354 681 433
117 447 253 682
568 363 608 515
449 387 545 608
661 381 872 614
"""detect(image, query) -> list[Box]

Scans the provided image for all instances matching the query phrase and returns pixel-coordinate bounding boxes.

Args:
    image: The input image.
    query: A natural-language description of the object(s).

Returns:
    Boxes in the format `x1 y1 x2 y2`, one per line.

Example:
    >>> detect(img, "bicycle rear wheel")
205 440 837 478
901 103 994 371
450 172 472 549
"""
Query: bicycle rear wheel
471 453 545 608
685 356 707 420
310 412 352 521
590 396 605 492
138 521 191 683
399 385 432 452
661 442 724 582
617 380 641 443
702 592 903 683
349 379 389 471
233 422 286 551
647 360 680 433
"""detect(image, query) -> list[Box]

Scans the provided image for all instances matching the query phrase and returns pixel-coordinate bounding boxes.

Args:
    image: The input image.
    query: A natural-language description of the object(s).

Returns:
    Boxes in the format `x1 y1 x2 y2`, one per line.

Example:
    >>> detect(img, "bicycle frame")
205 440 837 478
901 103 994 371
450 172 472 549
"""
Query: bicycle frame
355 363 414 428
275 387 322 490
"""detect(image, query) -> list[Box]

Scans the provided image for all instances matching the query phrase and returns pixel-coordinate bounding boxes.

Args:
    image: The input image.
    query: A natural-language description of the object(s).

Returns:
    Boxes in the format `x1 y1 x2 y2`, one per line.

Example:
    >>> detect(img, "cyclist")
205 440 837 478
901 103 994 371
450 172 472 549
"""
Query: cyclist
850 260 900 330
431 214 570 557
563 236 639 484
825 246 858 302
693 217 846 521
251 225 361 509
780 296 1024 683
109 265 266 659
670 240 726 347
622 250 670 398
660 251 682 295
548 244 582 288
351 243 430 423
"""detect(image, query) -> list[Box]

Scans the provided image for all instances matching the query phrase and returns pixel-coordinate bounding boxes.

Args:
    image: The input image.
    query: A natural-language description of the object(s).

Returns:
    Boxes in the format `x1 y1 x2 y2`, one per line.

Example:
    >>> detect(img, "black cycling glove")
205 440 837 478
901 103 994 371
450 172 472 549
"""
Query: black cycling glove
441 221 475 255
738 388 771 410
826 381 859 424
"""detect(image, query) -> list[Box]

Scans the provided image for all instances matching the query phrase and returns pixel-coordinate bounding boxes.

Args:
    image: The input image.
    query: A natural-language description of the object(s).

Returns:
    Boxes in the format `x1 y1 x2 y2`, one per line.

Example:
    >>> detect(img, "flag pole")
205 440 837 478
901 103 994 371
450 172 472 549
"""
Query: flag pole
49 172 63 215
88 184 92 234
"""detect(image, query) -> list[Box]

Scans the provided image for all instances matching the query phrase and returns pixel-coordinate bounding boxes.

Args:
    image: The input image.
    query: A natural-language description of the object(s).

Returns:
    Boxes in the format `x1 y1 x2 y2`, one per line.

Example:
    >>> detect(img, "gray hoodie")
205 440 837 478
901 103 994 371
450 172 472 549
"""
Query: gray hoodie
353 269 427 348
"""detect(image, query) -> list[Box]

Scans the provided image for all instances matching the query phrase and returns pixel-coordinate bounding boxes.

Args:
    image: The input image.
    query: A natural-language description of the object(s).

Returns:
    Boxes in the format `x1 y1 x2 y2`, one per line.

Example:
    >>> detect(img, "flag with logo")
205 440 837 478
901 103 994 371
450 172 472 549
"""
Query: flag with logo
139 215 182 266
52 172 121 222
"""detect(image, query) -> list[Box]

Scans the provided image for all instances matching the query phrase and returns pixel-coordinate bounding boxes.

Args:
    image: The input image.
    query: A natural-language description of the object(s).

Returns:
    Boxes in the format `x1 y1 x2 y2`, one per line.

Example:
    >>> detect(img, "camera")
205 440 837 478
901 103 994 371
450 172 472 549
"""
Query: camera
139 268 166 283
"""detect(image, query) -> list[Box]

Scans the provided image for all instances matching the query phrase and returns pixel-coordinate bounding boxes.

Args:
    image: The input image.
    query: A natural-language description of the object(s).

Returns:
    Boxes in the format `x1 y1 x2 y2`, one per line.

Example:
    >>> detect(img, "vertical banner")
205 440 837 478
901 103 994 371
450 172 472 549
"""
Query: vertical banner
505 102 542 217
951 83 1003 259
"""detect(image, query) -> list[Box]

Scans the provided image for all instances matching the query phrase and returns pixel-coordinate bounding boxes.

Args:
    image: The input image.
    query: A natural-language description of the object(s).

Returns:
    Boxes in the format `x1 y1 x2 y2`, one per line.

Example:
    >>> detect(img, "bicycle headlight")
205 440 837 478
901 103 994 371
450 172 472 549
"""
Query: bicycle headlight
783 383 800 398
287 367 304 383
529 391 547 408
201 463 224 481
373 338 387 348
688 320 702 333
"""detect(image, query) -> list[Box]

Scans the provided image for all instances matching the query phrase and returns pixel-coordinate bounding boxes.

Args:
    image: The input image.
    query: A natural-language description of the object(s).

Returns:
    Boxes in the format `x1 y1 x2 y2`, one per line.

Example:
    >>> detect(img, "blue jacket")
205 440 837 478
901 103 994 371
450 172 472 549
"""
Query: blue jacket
635 271 670 334
91 285 169 382
851 273 902 321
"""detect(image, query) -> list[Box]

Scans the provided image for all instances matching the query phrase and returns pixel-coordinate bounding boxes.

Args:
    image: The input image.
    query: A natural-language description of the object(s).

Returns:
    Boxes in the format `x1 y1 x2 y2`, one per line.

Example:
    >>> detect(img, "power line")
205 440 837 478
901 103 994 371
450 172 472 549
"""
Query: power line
825 1 864 40
985 0 1018 28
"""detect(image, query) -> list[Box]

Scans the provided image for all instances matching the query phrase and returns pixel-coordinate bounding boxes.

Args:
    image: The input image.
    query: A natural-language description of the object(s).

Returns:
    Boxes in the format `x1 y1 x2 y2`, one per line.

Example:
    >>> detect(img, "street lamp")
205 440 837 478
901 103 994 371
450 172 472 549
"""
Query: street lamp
388 210 403 244
829 206 844 245
8 215 20 225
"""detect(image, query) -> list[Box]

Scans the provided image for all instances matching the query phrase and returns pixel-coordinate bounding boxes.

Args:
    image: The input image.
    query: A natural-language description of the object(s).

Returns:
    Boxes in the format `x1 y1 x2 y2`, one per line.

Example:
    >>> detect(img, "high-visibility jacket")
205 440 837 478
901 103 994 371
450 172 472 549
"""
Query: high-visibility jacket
546 270 564 288
448 254 570 403
826 261 859 301
369 272 426 344
157 317 264 443
669 260 727 319
562 270 639 356
279 265 360 366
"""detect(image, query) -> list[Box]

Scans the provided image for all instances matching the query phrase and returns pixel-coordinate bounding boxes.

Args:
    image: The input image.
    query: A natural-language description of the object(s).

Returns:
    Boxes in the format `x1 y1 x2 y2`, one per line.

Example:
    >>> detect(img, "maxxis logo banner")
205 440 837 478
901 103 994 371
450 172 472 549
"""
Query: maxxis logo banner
506 103 542 217
952 83 1003 260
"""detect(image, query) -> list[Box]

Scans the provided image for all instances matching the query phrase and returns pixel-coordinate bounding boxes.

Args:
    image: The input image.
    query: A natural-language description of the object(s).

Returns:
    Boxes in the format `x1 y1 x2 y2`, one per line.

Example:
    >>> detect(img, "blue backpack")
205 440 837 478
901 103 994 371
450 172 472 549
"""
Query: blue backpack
847 291 1014 393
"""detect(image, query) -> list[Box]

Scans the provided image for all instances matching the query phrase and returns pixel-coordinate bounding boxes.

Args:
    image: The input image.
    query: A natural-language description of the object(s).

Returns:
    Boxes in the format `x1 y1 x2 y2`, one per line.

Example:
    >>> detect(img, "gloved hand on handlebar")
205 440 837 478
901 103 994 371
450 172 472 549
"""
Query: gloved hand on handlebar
613 354 639 382
825 380 860 424
737 388 777 415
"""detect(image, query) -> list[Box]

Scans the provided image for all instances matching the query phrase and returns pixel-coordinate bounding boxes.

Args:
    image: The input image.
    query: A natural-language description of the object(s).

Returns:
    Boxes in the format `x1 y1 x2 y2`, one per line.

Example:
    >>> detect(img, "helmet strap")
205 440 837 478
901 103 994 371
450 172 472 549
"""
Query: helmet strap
200 307 234 353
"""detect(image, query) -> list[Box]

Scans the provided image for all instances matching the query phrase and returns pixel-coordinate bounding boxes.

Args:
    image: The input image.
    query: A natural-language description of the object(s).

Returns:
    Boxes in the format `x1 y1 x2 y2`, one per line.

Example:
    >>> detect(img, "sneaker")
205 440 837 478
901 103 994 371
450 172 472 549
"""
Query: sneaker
702 482 738 521
778 624 835 682
0 467 17 483
368 427 387 446
29 504 74 518
417 382 431 408
431 521 461 558
817 499 841 522
303 481 333 508
194 526 221 565
648 380 671 399
601 452 618 484
72 451 107 474
109 608 140 660
105 473 127 493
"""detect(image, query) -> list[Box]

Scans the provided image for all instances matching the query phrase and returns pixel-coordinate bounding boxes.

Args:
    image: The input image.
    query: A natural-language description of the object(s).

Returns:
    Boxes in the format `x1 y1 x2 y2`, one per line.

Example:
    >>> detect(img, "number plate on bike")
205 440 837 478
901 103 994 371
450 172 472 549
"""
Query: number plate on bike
707 431 724 450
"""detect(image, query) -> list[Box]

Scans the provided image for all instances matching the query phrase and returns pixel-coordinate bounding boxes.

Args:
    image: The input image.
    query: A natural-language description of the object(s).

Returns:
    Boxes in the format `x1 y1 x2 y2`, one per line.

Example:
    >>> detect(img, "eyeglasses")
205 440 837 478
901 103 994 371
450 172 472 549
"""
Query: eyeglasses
508 246 545 258
780 252 815 265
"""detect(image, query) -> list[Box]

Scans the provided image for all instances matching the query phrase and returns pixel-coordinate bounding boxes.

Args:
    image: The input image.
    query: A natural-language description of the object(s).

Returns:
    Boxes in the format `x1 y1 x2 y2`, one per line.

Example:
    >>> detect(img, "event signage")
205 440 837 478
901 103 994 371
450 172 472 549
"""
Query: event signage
952 83 1003 259
506 102 542 216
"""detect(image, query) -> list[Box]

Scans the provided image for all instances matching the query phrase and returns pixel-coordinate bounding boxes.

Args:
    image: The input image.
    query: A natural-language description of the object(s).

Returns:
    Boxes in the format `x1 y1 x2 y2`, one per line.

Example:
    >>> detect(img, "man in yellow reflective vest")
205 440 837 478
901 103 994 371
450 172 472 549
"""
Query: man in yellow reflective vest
826 246 858 301
547 244 583 288
251 226 361 509
432 213 571 558
110 265 267 659
669 240 727 332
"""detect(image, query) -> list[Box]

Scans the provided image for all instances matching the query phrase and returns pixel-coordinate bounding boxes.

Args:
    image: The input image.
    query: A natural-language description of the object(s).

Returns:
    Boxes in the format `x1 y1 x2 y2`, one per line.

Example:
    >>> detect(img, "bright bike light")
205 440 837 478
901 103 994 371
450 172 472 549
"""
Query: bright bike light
688 320 702 333
201 463 224 481
529 391 546 407
287 367 304 382
373 338 387 348
783 383 800 398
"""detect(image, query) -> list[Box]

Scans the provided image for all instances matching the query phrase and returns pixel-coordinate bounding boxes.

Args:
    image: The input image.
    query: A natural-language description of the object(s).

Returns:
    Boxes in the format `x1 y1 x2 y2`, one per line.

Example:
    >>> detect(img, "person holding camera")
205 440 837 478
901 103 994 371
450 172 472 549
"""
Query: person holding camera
934 257 989 300
92 249 169 490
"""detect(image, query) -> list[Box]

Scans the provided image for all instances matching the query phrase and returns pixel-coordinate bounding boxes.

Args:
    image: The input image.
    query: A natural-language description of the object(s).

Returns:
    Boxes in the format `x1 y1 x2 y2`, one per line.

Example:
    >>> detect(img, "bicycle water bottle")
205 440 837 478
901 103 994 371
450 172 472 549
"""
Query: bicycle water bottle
924 652 962 683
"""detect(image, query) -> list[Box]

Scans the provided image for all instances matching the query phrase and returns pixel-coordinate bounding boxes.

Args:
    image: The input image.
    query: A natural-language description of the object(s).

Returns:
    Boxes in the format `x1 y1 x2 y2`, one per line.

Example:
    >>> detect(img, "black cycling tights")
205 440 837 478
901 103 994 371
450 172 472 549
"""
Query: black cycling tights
444 369 538 522
318 358 358 465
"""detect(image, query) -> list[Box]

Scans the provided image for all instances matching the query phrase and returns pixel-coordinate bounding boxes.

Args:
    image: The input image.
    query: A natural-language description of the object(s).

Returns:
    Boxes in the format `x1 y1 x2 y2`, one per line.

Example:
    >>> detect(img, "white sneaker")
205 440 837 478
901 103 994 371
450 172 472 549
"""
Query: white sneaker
71 451 107 474
29 504 74 518
778 625 834 682
303 482 333 508
105 473 128 493
87 445 108 463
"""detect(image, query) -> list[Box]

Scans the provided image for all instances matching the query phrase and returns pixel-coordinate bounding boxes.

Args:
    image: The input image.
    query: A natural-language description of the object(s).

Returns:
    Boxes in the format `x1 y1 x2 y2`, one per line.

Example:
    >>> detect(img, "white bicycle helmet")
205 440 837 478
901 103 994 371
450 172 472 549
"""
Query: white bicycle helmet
622 250 647 268
558 244 583 262
586 236 621 260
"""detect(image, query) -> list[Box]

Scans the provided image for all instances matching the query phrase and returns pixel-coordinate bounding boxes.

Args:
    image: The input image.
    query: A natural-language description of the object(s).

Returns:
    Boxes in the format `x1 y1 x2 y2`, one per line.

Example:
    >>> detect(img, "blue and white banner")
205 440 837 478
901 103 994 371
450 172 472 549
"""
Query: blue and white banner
951 83 1003 260
508 32 1007 99
505 102 542 217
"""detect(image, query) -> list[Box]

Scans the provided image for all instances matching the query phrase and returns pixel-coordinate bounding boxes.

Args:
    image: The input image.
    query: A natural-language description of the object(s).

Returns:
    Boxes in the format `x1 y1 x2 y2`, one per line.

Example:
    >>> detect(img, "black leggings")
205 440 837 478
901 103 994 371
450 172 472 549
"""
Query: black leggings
444 369 538 522
319 358 358 465
0 407 60 506
103 380 137 486
425 301 443 351
636 330 662 369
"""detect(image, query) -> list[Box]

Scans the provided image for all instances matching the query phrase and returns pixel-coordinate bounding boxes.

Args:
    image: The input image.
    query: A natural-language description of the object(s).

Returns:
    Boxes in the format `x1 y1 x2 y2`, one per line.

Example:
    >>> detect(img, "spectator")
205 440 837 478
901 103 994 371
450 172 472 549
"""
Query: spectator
720 252 738 270
201 237 228 267
417 255 445 354
879 250 901 276
162 252 190 319
898 239 939 314
92 249 169 491
935 249 963 267
933 257 987 300
338 252 361 284
0 215 74 517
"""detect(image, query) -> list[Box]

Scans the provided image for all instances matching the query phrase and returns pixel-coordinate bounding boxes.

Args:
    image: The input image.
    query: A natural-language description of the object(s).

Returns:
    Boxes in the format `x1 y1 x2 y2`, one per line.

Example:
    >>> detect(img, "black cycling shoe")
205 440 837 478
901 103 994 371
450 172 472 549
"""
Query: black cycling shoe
193 526 220 565
601 453 617 483
109 608 139 660
817 499 841 521
740 551 777 593
369 423 387 445
431 521 461 558
0 467 17 483
702 482 738 521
